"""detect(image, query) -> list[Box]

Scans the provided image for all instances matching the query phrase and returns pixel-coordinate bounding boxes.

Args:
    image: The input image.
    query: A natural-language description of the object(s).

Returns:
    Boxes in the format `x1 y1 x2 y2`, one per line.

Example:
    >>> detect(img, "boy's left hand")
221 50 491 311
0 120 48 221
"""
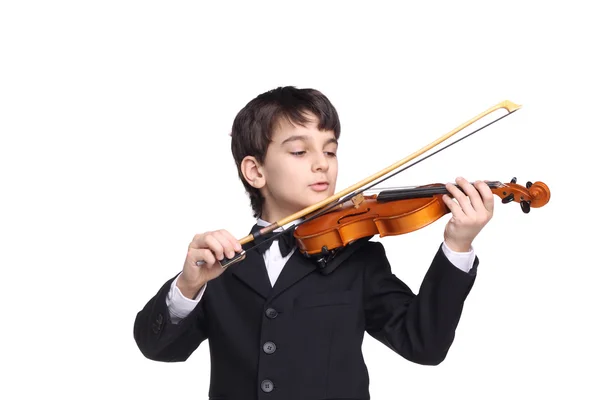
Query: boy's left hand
442 177 494 252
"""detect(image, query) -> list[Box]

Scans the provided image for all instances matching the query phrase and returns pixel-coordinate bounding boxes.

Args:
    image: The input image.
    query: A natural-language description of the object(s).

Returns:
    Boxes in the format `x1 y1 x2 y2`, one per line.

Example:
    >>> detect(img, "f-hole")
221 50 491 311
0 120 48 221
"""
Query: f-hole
337 208 371 224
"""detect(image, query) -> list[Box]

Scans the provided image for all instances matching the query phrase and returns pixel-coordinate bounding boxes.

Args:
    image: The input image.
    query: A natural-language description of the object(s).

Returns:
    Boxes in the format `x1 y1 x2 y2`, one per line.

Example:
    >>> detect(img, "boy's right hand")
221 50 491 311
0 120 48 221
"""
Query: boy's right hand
177 230 242 299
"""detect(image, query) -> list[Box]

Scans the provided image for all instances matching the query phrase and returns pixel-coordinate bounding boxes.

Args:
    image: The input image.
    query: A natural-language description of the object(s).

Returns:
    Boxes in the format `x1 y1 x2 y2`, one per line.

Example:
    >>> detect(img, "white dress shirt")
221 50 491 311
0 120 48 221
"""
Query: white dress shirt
166 218 476 323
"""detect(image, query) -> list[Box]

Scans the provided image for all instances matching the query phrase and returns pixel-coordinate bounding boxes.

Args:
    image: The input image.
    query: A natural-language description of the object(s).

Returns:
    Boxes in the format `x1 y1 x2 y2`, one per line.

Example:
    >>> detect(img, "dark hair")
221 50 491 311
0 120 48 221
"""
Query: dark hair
231 86 341 218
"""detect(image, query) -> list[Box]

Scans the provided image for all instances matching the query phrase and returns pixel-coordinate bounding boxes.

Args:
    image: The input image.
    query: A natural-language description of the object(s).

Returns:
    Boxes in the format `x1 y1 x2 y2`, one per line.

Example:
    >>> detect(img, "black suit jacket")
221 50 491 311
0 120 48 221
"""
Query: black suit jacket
134 238 478 400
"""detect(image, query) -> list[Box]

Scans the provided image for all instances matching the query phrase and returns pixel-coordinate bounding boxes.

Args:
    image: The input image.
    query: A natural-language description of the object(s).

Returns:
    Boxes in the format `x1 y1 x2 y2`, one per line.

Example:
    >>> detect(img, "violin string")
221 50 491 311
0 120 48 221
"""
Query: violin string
297 109 517 219
303 110 517 226
375 181 504 201
239 108 518 257
350 109 518 197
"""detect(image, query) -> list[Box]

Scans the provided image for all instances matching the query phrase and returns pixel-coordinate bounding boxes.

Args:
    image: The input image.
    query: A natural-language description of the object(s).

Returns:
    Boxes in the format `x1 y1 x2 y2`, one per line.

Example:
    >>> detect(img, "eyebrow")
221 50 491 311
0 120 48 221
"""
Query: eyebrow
281 135 338 146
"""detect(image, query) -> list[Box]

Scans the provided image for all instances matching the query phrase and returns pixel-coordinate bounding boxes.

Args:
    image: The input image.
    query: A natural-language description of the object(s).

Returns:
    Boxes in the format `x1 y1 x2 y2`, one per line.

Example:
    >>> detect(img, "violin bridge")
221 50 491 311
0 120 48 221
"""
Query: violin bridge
351 193 364 208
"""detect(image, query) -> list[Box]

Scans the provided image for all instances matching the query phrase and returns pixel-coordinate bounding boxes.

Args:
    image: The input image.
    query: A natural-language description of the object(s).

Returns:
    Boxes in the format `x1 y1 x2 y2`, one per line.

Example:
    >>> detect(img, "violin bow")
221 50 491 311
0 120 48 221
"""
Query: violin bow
217 100 521 268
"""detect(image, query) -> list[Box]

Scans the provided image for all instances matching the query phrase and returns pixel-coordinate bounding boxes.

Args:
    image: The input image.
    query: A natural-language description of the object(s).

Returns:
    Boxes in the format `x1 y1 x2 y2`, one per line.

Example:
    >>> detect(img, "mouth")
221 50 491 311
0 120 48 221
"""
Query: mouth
309 182 329 192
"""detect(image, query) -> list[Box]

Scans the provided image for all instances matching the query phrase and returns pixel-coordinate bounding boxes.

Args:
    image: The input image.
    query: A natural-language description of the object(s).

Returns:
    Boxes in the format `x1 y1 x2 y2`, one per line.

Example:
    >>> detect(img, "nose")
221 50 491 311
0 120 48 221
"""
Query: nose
311 152 329 173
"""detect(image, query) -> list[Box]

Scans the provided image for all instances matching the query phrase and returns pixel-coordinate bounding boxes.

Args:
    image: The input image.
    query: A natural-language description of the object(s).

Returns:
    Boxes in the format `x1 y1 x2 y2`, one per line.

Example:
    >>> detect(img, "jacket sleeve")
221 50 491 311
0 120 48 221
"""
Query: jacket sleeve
133 275 208 362
363 242 478 365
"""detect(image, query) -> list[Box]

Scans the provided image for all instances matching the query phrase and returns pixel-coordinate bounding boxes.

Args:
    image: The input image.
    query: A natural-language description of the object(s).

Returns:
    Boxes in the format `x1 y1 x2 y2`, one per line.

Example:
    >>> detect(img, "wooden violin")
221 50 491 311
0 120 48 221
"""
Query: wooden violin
207 100 551 268
293 178 550 256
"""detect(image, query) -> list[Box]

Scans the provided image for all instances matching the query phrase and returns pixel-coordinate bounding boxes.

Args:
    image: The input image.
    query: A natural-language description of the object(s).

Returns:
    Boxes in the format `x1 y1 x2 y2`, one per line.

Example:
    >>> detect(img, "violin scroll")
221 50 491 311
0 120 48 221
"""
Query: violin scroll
491 177 550 214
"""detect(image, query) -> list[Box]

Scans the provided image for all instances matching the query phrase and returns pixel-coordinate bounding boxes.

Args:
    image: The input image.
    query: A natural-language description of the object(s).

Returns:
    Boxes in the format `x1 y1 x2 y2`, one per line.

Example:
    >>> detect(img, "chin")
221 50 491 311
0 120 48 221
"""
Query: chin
307 190 333 204
287 189 334 211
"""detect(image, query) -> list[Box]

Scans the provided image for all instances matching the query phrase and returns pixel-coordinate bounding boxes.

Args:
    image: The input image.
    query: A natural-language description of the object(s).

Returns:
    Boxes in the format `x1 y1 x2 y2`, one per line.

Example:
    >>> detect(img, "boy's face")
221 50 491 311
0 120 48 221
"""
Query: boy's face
255 114 338 221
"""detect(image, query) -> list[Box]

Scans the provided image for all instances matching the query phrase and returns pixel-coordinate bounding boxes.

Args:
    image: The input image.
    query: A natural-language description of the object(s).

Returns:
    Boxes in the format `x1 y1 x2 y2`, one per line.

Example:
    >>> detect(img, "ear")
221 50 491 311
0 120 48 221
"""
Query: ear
240 155 265 189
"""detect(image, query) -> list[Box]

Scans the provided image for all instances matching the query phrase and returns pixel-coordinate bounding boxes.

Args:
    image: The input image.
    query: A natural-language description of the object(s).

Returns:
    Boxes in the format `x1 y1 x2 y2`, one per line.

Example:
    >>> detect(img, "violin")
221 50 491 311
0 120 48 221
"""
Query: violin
293 178 551 257
204 100 551 269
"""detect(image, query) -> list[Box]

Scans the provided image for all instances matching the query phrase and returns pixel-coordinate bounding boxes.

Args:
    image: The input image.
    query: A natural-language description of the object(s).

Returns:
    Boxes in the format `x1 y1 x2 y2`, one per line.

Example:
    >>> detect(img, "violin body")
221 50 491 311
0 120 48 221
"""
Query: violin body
294 179 550 256
294 193 446 256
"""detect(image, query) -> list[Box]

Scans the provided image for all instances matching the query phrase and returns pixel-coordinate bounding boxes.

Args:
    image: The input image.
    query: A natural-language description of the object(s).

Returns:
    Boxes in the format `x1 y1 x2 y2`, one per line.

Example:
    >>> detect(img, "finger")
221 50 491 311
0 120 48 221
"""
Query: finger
211 230 236 259
446 180 474 216
218 229 242 253
457 177 485 214
442 193 464 219
474 180 495 213
204 233 225 260
190 248 216 267
189 232 208 250
219 229 243 253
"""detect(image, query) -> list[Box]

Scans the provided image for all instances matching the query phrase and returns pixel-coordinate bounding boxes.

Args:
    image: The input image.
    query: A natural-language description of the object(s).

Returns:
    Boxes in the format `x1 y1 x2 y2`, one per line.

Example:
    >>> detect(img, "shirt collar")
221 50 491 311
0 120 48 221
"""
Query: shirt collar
257 217 302 231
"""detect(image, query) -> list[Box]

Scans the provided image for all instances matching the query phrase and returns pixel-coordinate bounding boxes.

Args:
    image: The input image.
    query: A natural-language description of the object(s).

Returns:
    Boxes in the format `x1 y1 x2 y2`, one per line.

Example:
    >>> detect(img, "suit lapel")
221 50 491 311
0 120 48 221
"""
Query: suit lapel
230 224 318 300
230 247 272 299
268 250 316 301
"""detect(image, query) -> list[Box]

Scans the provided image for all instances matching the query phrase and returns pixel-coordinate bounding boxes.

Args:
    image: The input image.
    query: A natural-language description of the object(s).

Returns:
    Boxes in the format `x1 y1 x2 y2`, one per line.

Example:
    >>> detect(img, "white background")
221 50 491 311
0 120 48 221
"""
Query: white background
1 1 598 399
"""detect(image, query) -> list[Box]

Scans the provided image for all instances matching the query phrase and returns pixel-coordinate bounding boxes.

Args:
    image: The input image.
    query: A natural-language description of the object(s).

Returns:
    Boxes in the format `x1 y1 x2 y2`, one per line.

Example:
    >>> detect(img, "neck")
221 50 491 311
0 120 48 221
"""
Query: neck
259 202 298 224
259 206 303 229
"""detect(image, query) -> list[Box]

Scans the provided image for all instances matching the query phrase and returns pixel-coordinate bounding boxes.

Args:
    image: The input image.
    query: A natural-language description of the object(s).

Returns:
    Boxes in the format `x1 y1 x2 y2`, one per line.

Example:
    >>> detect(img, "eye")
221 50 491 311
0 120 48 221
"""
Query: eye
325 151 337 157
290 151 306 156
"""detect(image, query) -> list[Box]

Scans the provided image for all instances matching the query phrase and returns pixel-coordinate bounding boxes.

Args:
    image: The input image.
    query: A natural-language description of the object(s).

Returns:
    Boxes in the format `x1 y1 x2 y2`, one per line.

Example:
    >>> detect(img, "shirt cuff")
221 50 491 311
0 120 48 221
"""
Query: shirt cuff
165 272 206 323
442 241 476 273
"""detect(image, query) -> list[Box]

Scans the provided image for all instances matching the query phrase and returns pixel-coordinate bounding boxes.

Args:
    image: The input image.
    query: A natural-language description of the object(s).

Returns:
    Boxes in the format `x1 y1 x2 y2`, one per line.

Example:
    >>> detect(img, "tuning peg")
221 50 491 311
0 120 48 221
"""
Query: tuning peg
520 200 531 213
526 181 532 189
502 193 515 203
510 177 517 184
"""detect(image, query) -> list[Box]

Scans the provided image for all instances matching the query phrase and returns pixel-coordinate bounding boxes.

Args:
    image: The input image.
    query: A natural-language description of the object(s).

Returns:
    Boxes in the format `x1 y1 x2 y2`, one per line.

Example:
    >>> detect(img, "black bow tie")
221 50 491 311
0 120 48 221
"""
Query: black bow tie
251 225 296 257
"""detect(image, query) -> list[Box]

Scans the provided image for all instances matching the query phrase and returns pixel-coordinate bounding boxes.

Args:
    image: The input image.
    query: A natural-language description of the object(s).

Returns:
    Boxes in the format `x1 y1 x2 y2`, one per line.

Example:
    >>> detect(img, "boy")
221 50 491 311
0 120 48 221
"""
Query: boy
134 86 494 399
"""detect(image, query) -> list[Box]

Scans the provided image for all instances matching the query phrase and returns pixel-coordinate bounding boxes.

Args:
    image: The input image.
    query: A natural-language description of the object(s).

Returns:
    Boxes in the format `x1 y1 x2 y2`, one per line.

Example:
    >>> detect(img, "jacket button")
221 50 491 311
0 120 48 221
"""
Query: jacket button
261 379 274 392
156 313 163 325
265 308 278 318
263 341 276 354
